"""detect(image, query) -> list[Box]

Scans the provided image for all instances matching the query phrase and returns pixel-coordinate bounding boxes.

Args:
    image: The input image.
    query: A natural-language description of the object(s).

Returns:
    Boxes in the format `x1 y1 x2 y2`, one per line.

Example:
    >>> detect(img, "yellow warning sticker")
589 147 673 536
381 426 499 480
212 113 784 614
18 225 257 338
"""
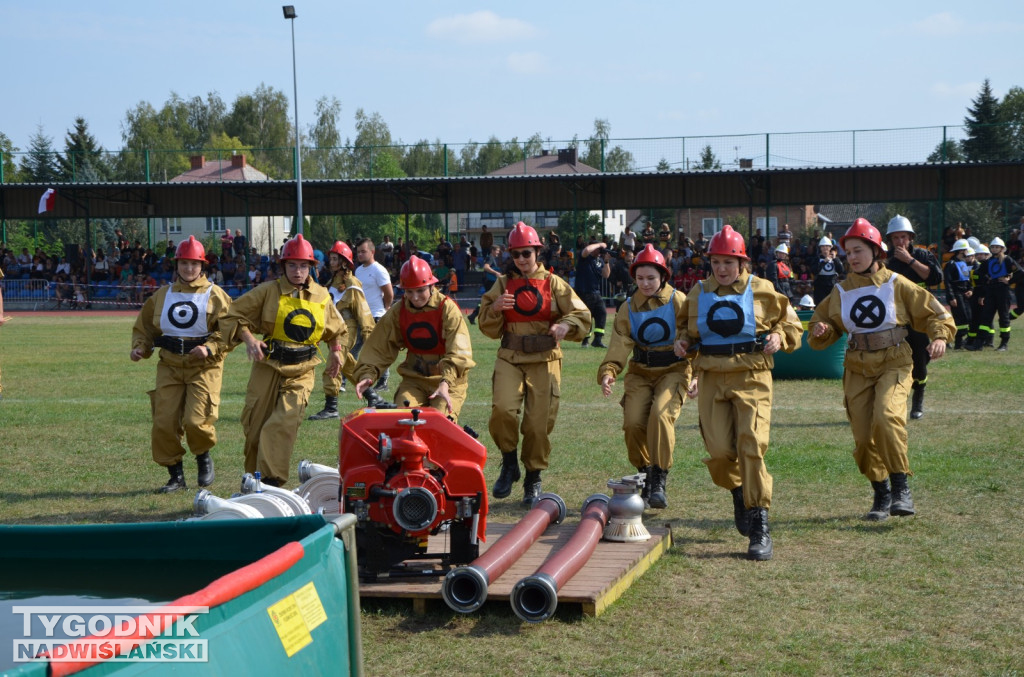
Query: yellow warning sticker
267 595 313 657
294 582 327 631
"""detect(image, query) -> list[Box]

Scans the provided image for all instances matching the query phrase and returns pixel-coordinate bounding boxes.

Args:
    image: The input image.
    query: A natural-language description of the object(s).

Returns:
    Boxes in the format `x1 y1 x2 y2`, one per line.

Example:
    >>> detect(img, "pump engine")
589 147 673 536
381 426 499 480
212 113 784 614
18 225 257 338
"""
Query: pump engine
338 406 488 578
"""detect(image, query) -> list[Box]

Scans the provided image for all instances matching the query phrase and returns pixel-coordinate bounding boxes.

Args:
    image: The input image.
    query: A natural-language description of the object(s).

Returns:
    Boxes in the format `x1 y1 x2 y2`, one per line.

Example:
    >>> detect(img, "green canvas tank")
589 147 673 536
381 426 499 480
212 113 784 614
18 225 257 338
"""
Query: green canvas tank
772 310 847 380
0 515 362 676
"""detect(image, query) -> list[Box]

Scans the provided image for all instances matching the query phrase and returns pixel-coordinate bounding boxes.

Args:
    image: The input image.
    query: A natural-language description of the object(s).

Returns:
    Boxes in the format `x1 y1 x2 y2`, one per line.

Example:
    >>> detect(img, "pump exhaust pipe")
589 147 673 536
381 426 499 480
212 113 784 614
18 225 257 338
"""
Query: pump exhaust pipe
442 493 566 613
510 494 610 623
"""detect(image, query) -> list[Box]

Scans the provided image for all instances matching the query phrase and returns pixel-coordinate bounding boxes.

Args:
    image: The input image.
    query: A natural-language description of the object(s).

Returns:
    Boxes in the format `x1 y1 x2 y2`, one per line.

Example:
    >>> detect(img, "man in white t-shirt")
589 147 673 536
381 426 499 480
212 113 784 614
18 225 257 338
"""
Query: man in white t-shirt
354 238 394 392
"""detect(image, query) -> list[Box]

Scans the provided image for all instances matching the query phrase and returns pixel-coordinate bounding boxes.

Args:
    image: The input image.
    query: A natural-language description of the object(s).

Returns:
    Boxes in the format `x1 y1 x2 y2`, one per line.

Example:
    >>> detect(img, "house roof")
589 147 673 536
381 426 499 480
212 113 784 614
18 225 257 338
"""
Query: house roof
488 148 600 176
170 156 270 183
815 203 888 226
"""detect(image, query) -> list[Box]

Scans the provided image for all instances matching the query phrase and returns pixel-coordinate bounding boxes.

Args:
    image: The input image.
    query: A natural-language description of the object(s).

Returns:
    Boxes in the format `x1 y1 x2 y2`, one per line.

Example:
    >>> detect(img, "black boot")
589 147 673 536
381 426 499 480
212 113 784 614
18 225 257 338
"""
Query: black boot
363 389 394 409
638 465 651 508
965 335 981 351
467 307 478 325
308 396 339 420
581 336 590 347
591 334 606 349
746 507 773 561
648 466 668 509
492 451 521 499
996 334 1009 352
731 486 750 536
158 463 186 494
196 452 215 487
522 470 542 508
889 473 915 516
866 479 891 521
910 384 925 420
953 331 964 350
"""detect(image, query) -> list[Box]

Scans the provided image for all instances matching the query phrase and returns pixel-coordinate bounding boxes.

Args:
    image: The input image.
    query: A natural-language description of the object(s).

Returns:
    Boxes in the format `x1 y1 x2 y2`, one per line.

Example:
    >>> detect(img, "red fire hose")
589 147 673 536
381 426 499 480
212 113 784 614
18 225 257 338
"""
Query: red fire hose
510 493 610 622
442 492 566 613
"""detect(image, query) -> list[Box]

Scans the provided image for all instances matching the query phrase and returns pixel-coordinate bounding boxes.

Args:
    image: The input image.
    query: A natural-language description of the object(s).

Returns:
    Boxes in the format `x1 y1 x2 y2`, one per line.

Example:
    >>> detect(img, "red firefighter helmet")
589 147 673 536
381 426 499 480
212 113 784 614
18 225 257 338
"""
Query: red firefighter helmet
329 240 354 269
840 218 885 258
400 255 438 289
630 243 669 278
174 236 207 262
508 222 542 249
707 225 748 260
280 234 316 263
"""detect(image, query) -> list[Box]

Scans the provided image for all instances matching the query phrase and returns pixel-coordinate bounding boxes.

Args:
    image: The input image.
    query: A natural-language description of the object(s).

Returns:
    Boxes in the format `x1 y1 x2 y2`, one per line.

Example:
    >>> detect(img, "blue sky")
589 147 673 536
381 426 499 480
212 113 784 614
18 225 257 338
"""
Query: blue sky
2 1 1021 154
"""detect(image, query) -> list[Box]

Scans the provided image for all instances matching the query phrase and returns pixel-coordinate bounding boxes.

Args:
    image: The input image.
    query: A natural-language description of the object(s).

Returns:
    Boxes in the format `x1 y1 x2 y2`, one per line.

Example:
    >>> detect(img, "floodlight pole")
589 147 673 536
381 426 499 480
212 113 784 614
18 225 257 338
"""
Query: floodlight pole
283 5 303 235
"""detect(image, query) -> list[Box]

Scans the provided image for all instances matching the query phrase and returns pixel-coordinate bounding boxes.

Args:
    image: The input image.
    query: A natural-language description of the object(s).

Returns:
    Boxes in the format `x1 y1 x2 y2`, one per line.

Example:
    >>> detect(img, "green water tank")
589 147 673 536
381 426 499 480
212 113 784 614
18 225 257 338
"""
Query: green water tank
772 310 846 380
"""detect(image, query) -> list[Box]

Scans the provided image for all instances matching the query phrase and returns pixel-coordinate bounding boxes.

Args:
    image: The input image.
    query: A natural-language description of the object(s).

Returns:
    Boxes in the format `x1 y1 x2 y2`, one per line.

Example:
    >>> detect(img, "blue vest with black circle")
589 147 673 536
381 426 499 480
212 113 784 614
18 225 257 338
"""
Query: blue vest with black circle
696 276 757 347
627 291 677 348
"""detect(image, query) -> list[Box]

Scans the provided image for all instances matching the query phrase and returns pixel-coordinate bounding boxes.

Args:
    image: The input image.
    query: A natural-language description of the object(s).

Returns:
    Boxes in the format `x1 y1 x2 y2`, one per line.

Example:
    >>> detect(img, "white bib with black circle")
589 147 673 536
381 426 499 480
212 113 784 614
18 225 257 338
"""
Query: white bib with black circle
159 289 212 338
838 277 897 335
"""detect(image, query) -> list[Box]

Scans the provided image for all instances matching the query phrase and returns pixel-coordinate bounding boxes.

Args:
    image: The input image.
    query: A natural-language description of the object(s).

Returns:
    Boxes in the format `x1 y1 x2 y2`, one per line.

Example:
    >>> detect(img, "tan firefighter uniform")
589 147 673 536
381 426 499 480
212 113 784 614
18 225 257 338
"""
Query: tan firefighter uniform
222 277 346 485
322 269 374 396
478 265 592 472
809 267 954 481
131 275 232 467
353 288 475 420
598 283 693 471
681 270 802 509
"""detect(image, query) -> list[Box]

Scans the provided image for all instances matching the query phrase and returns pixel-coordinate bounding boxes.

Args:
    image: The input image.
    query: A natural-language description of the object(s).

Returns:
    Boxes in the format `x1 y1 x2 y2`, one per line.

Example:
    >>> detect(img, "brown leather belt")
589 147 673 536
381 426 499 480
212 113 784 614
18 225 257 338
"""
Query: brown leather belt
632 347 683 367
154 335 209 355
501 333 557 353
847 326 909 351
413 358 443 376
267 341 317 364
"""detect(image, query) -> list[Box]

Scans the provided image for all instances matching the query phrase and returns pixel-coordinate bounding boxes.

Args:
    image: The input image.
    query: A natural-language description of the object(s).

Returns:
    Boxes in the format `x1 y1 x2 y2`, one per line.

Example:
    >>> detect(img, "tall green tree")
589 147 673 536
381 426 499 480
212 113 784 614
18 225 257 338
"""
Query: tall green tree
580 119 635 172
999 85 1024 158
118 101 190 181
961 79 1013 161
927 139 966 162
19 126 61 183
401 139 454 178
0 132 19 182
58 117 112 182
224 83 292 179
304 96 344 180
696 145 721 170
344 108 400 178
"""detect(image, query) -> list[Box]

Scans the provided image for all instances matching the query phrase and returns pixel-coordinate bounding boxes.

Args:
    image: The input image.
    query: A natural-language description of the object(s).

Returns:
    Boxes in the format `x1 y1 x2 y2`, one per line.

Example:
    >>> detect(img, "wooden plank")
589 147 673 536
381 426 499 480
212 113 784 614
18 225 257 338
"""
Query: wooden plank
359 522 672 618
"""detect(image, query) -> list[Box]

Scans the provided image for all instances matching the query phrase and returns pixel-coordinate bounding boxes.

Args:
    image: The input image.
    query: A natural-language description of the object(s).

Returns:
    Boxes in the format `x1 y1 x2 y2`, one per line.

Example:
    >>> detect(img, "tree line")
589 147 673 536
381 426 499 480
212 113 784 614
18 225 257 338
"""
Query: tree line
2 79 1023 254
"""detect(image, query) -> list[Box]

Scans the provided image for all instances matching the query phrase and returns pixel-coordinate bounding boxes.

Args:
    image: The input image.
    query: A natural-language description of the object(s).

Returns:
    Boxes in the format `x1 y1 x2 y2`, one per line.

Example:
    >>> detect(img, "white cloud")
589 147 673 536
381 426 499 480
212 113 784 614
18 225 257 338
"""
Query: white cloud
911 12 964 36
506 52 546 75
931 81 982 98
426 11 538 44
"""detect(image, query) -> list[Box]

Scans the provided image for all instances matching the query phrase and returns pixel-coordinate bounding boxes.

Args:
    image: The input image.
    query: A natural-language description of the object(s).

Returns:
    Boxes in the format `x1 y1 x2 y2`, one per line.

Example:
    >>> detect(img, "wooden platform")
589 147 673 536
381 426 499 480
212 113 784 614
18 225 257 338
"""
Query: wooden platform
359 522 672 617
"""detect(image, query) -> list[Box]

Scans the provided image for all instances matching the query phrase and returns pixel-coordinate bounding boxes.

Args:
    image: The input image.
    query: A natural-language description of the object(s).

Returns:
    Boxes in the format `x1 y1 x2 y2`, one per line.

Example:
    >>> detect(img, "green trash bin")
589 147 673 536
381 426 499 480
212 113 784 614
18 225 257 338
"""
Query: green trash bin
772 310 846 380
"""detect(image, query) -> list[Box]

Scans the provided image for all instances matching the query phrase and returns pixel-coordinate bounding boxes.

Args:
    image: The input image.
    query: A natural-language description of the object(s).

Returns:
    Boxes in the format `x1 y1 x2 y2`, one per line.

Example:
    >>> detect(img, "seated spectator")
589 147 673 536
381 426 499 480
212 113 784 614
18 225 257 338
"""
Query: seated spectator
92 251 111 282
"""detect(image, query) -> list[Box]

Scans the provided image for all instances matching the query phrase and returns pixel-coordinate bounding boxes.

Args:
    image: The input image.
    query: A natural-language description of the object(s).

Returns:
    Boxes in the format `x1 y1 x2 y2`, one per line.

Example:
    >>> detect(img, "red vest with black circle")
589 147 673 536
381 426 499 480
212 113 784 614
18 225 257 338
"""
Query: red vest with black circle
399 298 448 355
503 275 552 324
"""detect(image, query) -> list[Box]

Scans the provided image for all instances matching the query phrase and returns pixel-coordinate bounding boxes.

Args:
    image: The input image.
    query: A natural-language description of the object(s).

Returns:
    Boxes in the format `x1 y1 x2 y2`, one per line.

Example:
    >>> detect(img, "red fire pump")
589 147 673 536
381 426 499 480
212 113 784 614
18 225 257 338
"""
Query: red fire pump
338 406 488 578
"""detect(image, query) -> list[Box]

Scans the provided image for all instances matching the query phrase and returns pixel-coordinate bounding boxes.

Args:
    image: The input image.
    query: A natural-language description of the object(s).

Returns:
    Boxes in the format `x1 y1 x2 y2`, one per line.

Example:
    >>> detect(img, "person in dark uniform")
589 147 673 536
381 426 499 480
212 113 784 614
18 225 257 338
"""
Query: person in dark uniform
975 237 1019 351
811 235 844 306
965 240 989 349
575 239 611 348
942 239 974 350
884 215 942 419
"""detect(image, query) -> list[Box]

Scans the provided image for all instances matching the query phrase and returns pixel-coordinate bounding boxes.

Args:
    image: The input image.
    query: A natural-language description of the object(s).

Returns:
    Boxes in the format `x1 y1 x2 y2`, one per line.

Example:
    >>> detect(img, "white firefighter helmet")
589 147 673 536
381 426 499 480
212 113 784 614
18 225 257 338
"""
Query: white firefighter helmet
818 236 833 248
990 236 1005 248
797 294 815 309
886 214 914 237
976 244 990 255
967 236 982 251
775 243 789 255
950 239 970 252
964 246 976 256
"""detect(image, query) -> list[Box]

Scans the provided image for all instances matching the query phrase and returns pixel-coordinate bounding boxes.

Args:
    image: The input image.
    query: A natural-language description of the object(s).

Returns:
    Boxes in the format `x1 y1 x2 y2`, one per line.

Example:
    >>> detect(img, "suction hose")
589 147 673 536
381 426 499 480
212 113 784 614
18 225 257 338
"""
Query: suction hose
510 494 609 623
441 492 566 613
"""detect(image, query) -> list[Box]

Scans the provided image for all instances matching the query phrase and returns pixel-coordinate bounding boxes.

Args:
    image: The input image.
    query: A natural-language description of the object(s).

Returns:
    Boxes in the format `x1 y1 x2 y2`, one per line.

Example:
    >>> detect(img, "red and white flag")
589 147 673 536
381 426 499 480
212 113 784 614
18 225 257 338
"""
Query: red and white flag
38 188 56 214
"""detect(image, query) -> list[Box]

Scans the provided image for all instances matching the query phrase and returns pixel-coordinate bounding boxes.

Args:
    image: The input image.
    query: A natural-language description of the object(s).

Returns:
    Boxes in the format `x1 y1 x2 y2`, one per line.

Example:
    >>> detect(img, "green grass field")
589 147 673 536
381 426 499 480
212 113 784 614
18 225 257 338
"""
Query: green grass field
1 312 1022 675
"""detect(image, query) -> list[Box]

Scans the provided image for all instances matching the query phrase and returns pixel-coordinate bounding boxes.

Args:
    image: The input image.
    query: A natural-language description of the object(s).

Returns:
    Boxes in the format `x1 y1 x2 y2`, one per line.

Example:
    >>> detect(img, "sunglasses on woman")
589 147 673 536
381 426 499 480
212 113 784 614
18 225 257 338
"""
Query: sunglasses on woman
510 249 534 259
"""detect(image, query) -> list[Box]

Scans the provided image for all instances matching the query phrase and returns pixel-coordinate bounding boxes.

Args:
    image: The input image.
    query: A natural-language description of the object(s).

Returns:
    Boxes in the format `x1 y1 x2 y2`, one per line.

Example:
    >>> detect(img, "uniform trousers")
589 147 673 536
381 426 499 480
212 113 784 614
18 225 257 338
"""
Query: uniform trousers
621 370 688 470
489 358 560 472
148 359 222 466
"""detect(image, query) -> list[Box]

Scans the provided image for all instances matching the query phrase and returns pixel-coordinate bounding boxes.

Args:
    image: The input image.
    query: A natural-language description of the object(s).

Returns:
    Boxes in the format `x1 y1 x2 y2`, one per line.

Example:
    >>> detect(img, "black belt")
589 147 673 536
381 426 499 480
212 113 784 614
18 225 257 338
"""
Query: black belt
154 335 209 355
267 342 317 364
632 347 683 367
700 341 762 356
